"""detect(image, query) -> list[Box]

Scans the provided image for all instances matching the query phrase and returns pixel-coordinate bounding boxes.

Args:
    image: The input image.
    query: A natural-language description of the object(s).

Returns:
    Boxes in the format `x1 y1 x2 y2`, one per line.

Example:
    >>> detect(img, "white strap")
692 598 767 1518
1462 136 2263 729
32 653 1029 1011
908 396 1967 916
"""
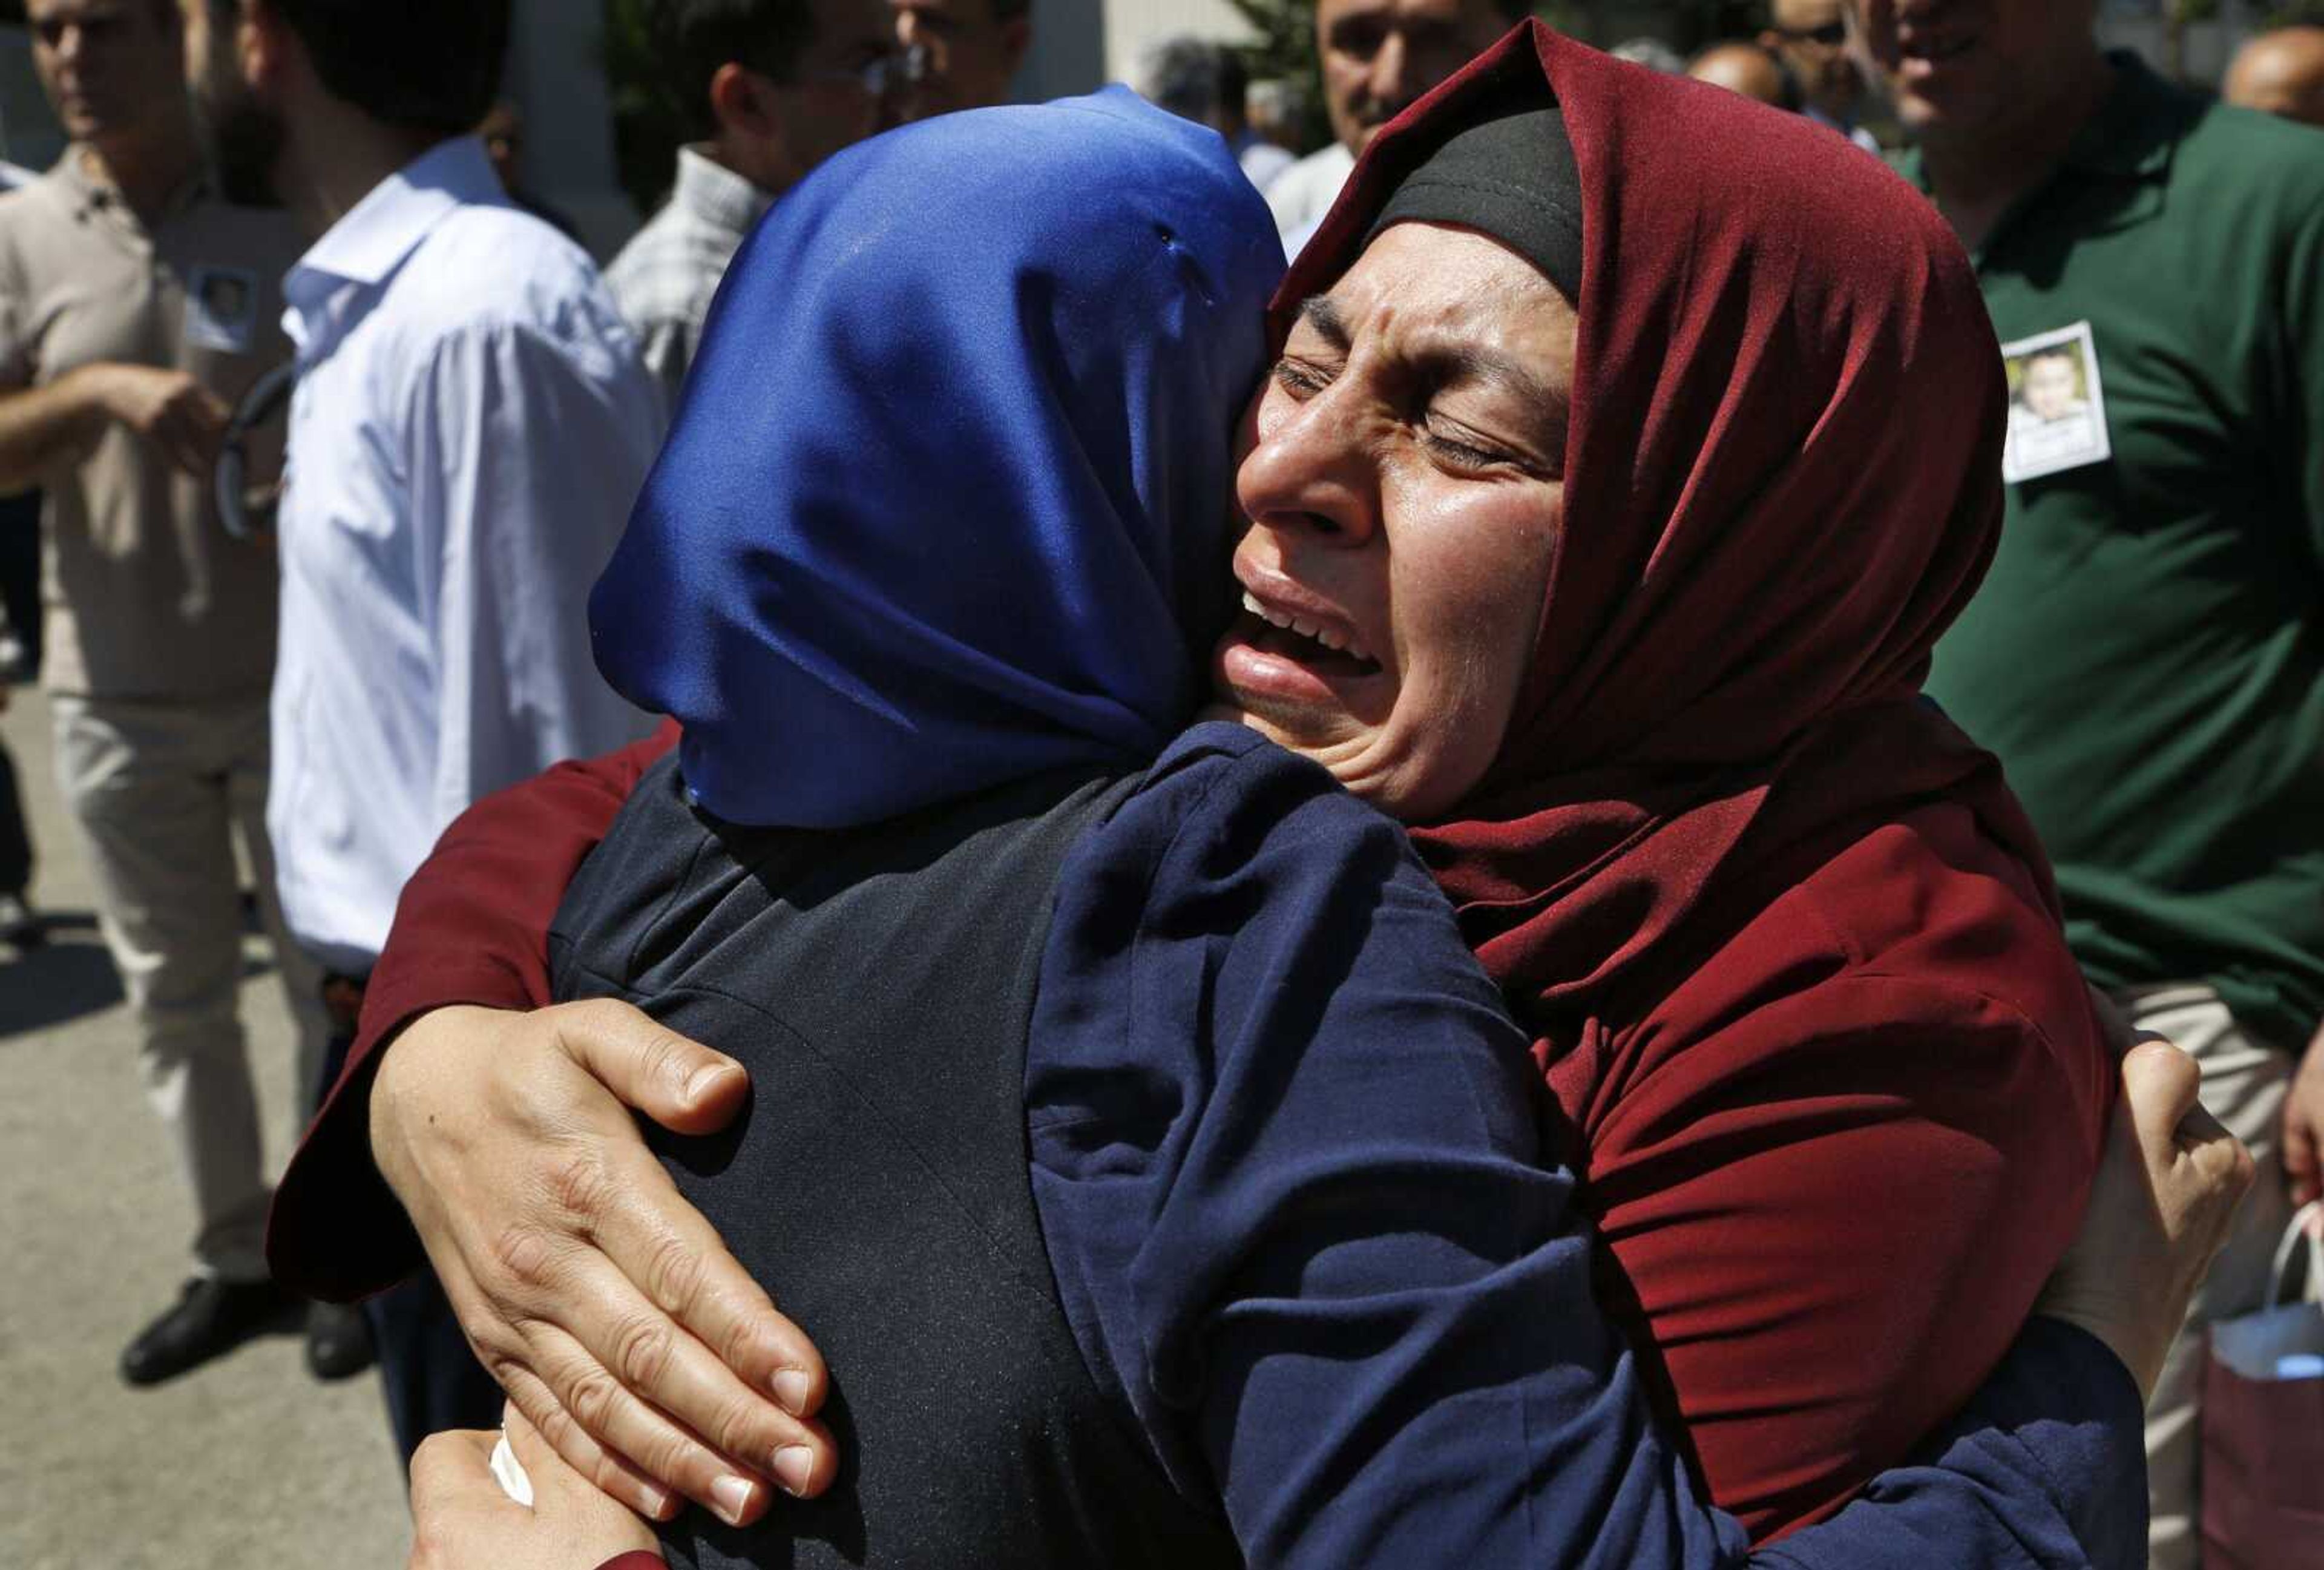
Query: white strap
2268 1201 2324 1308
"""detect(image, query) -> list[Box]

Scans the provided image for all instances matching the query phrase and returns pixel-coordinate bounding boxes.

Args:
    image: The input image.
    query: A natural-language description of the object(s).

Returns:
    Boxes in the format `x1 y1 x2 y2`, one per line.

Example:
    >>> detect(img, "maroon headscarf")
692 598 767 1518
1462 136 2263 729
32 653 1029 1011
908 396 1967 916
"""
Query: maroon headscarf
1279 22 2052 1051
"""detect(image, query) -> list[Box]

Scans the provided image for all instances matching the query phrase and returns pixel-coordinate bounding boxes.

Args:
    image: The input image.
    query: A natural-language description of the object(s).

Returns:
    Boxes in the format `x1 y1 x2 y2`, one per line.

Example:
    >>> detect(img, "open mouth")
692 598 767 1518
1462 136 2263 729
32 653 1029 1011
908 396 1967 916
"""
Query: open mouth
1236 593 1382 678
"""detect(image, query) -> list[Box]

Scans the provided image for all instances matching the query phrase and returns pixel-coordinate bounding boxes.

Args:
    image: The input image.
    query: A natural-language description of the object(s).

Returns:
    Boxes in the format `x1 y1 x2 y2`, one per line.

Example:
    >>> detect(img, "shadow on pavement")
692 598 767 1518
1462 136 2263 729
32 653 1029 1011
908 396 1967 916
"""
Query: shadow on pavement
0 916 125 1034
0 908 284 1040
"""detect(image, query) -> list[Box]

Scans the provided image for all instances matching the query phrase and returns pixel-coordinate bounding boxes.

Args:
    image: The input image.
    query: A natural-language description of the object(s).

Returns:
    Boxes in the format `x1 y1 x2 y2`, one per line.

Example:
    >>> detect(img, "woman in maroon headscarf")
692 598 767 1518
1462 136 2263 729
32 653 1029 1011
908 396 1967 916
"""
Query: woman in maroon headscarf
277 22 2113 1545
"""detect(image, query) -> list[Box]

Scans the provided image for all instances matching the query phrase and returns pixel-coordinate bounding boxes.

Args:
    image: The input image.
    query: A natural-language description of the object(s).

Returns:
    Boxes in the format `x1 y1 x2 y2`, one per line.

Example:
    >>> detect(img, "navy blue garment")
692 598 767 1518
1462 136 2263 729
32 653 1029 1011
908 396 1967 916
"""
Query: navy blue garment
1026 723 2146 1569
588 88 1281 829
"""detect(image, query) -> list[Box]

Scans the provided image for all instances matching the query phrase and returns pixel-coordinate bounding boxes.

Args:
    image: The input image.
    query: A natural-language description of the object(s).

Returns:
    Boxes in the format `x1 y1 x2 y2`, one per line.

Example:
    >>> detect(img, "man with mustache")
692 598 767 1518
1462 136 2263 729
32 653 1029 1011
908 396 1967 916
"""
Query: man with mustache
1262 0 1528 255
1853 2 2324 1563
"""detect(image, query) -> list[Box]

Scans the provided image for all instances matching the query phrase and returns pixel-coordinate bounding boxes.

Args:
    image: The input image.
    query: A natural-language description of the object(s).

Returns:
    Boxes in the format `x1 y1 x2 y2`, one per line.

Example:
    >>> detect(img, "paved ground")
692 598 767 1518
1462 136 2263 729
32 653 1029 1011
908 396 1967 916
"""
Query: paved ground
0 688 411 1569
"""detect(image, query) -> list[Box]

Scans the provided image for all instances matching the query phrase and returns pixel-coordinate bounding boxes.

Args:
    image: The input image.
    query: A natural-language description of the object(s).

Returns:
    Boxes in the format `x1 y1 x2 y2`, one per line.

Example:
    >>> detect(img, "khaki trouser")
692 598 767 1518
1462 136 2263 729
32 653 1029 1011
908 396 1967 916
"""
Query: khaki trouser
2122 984 2299 1570
50 692 329 1282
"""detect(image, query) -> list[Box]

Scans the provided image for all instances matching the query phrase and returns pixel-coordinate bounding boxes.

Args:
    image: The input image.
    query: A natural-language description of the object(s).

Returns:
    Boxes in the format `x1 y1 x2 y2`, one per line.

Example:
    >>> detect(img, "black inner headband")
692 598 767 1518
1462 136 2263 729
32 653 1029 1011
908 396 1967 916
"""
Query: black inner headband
1365 83 1584 304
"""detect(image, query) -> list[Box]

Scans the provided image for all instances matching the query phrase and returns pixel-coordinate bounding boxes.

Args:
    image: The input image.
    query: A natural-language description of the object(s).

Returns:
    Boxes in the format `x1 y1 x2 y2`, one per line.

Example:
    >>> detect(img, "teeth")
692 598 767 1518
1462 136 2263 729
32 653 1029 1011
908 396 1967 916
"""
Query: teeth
1240 590 1373 665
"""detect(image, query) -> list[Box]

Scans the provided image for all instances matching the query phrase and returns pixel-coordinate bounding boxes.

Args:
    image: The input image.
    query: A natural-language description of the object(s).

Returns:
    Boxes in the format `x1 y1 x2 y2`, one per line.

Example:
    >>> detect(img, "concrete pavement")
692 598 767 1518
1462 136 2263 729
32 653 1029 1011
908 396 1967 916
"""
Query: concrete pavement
0 686 410 1569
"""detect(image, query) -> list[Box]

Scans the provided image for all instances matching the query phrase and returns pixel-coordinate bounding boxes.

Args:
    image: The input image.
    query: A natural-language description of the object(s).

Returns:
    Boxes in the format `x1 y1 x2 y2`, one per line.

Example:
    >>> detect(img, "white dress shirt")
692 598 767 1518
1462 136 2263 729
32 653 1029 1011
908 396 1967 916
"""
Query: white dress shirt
270 136 662 971
1263 142 1356 256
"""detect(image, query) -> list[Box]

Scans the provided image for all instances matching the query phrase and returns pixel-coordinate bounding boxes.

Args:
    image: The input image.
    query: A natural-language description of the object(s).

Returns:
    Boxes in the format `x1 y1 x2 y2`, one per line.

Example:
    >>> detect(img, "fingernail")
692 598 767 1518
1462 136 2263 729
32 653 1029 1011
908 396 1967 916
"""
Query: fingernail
685 1065 732 1105
640 1482 677 1520
773 1368 812 1414
772 1445 815 1498
711 1474 755 1525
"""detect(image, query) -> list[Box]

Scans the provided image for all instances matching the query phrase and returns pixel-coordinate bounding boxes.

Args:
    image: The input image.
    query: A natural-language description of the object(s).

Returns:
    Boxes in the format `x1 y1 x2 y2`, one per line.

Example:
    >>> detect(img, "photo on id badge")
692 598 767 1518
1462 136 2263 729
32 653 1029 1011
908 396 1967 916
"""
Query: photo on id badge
184 264 259 355
2001 321 2110 485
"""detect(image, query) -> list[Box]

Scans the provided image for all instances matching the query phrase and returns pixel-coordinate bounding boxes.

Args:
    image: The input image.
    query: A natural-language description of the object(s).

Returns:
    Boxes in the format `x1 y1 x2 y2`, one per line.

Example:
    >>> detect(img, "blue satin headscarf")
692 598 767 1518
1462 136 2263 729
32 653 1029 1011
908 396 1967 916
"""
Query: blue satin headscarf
589 88 1285 827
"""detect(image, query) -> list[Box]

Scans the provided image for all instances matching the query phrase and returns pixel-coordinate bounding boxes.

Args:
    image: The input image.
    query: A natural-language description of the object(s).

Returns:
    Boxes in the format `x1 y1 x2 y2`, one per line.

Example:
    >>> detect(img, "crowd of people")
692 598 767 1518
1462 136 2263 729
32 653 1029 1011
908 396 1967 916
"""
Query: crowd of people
0 1 2318 1567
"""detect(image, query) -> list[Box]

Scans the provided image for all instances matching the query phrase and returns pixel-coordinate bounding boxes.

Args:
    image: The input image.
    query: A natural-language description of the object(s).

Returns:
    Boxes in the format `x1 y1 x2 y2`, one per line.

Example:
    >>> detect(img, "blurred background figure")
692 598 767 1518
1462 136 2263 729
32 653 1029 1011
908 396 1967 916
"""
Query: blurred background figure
1687 40 1799 109
1853 0 2324 1563
1245 76 1306 167
2224 24 2324 127
1265 0 1529 256
607 0 902 407
889 0 1031 120
476 98 583 241
180 0 664 1464
1139 35 1289 191
0 0 329 1385
1759 0 1879 148
1609 35 1686 73
0 150 35 951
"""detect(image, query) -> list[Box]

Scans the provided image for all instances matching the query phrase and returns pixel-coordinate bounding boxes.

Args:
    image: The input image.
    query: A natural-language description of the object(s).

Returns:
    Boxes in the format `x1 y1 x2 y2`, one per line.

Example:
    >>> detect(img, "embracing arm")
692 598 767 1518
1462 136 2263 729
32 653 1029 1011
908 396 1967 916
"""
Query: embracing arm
1036 731 2207 1569
266 719 677 1301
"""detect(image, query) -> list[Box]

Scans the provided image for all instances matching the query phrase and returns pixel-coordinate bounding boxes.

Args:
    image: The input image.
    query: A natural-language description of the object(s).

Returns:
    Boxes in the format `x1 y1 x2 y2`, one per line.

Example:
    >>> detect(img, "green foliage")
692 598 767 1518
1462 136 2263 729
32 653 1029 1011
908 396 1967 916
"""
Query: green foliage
602 0 688 216
1219 0 1330 151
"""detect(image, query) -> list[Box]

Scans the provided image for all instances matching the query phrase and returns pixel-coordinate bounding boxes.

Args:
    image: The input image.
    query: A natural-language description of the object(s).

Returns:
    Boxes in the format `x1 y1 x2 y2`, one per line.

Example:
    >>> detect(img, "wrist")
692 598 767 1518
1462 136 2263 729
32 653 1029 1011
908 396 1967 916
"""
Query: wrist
2030 1306 2159 1407
62 363 120 423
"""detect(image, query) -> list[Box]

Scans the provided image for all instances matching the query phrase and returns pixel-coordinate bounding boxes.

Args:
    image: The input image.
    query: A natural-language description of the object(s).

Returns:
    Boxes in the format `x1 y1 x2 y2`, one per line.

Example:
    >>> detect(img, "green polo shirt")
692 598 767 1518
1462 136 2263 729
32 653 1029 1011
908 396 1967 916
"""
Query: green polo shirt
1906 56 2324 1052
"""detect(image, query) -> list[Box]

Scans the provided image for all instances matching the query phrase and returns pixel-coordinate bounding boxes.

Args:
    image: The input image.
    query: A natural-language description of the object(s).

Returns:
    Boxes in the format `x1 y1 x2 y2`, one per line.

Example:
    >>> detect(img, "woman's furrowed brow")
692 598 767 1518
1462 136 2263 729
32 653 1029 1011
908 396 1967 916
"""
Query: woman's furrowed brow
1298 295 1351 351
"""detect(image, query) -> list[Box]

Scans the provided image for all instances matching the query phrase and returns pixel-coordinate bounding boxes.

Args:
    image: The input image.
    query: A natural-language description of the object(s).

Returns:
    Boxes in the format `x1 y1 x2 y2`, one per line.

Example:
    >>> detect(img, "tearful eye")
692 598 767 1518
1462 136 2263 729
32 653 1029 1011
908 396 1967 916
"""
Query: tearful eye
1272 357 1331 396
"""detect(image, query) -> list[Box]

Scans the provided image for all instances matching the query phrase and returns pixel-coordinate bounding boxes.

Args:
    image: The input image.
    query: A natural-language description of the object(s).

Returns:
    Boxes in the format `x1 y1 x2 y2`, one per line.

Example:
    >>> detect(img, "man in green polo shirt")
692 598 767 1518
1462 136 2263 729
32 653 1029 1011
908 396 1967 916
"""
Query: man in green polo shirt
1854 2 2324 1563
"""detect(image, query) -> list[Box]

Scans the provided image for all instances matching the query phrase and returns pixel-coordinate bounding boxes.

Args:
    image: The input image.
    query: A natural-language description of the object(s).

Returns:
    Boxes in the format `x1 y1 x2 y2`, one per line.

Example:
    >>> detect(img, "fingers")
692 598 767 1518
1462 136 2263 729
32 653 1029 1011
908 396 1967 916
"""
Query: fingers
550 998 748 1135
148 379 231 476
492 1358 680 1523
513 1312 810 1528
586 1146 830 1423
501 1235 838 1518
501 1401 593 1507
2283 1056 2324 1212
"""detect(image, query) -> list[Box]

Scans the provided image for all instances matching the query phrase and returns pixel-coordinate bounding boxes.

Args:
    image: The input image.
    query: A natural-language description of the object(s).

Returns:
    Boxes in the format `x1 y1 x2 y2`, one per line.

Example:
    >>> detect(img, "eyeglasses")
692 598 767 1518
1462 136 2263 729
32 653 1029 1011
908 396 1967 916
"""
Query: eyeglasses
1774 20 1849 45
803 42 931 100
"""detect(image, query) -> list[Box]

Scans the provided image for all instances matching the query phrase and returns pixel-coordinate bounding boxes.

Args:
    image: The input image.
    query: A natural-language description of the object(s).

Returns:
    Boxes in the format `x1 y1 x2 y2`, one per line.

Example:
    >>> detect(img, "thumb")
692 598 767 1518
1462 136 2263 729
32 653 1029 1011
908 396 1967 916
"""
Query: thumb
2119 1039 2204 1177
549 998 747 1135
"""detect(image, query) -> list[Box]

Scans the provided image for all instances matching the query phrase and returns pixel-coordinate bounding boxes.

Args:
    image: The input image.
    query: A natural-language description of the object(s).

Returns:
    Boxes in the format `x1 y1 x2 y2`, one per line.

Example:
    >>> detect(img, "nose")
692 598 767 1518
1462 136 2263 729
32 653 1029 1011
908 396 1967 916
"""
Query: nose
1235 381 1379 550
1368 27 1411 111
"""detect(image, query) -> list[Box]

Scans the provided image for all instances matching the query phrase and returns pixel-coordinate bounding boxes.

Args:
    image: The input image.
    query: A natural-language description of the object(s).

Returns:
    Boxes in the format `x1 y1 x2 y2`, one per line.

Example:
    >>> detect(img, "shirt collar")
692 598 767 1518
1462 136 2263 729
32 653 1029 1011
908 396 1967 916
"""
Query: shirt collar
283 136 501 358
288 137 500 294
2054 51 2188 182
674 146 773 241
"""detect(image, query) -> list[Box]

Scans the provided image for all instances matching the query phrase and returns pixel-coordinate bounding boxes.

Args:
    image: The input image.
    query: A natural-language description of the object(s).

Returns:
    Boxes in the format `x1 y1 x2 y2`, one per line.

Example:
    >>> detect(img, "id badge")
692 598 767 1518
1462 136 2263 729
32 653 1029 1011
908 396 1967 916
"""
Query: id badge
183 264 260 355
1999 321 2112 485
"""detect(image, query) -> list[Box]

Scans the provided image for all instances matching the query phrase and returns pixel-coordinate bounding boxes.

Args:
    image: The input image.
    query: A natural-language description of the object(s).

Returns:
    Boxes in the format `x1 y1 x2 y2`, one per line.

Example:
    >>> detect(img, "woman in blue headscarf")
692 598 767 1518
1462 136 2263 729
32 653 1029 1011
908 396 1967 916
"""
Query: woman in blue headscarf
358 88 2167 1570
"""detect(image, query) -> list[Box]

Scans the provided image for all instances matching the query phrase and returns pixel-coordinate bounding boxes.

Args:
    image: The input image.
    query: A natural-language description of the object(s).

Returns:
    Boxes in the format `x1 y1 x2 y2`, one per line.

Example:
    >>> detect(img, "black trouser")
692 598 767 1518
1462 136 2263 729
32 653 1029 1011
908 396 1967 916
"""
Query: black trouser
0 734 28 896
315 970 501 1467
1 489 39 899
0 488 40 678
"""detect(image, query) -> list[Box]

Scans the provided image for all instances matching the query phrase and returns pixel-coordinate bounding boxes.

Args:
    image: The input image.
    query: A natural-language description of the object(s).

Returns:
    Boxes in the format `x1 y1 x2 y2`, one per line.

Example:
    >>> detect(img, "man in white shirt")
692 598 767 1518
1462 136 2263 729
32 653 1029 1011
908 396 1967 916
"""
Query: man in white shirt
180 0 663 1458
1265 0 1527 257
606 0 904 406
